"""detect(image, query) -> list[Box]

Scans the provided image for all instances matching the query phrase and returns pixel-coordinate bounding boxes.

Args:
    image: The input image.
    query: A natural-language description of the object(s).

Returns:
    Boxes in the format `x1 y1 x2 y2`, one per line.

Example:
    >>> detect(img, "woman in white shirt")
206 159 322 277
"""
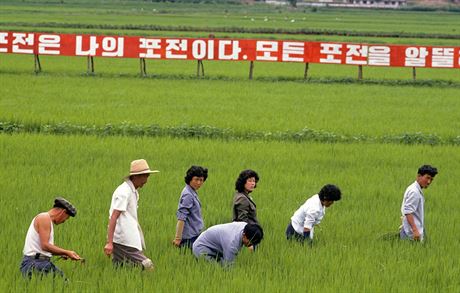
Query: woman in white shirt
286 184 342 244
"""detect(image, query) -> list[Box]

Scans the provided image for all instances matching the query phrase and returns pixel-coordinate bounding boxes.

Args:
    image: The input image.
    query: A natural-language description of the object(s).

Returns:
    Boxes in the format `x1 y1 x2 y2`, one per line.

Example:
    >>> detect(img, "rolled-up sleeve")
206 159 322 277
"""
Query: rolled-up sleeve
112 191 129 212
177 193 193 221
403 191 420 215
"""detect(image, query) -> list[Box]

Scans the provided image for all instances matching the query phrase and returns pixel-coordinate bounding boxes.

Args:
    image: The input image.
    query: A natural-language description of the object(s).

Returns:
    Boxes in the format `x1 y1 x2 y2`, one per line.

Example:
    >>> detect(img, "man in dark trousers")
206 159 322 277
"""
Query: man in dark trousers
20 197 81 278
400 165 438 241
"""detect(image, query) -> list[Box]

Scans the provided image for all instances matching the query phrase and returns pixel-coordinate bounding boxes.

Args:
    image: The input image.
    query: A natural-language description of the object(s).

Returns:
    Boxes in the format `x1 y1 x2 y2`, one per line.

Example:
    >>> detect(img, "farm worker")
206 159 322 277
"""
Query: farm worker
172 165 208 249
286 184 342 244
20 197 81 278
104 159 158 270
232 169 260 251
400 165 438 241
192 222 264 265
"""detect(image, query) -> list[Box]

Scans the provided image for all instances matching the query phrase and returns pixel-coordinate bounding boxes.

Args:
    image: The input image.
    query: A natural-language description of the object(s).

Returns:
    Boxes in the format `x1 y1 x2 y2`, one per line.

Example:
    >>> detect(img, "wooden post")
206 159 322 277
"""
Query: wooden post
34 54 42 73
412 67 416 81
87 56 94 74
358 65 363 80
197 60 204 77
304 62 309 80
249 61 254 80
140 58 147 77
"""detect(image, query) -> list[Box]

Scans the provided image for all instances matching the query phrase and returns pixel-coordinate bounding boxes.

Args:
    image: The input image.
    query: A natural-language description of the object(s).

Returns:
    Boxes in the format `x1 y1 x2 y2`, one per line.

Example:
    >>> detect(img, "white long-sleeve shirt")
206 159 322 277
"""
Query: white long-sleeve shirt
290 194 325 239
401 181 425 240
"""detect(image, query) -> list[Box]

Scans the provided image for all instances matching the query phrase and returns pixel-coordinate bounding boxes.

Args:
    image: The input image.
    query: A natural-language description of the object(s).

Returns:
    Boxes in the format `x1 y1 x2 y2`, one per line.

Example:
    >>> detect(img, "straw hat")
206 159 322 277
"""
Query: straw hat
127 159 159 177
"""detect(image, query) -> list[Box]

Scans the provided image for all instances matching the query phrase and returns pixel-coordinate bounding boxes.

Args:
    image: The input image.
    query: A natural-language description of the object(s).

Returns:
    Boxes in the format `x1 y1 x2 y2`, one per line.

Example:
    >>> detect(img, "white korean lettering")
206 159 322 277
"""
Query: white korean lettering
282 42 304 62
404 47 428 67
75 36 99 56
320 43 342 64
0 32 8 53
192 40 207 60
38 35 60 55
345 44 368 65
256 41 278 61
101 37 124 57
368 46 390 66
218 40 241 60
431 47 454 68
139 38 161 58
12 32 34 54
166 39 188 59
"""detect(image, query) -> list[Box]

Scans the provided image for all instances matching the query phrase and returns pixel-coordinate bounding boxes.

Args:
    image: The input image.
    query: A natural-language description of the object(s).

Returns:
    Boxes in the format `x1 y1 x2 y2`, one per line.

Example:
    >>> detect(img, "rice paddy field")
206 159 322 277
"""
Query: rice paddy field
1 1 460 292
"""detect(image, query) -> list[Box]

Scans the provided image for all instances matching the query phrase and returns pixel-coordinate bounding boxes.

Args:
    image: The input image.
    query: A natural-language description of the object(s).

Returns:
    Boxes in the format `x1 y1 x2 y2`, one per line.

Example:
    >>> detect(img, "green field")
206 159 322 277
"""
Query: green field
2 134 459 292
2 2 460 36
1 2 460 292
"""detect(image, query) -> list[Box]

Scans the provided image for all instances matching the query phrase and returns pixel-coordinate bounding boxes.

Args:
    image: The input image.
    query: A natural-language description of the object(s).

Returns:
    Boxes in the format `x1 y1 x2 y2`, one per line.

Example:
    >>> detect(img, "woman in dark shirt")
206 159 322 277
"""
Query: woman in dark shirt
232 169 259 225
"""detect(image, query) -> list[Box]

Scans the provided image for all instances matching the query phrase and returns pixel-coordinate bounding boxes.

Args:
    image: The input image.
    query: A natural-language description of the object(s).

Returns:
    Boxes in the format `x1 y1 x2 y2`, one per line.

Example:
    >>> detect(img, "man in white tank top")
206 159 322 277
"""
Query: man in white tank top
20 197 81 278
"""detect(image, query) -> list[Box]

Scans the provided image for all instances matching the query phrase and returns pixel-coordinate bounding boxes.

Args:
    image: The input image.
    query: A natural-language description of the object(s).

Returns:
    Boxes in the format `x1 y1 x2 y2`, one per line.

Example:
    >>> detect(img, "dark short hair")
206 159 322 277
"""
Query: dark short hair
184 166 208 184
235 169 259 193
243 223 264 246
318 184 342 201
418 165 438 177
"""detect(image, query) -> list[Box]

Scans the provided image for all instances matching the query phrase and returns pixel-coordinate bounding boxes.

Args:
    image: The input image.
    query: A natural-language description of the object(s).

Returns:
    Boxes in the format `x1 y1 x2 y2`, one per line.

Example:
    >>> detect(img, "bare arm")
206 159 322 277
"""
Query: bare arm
104 210 122 256
35 214 81 260
405 213 420 240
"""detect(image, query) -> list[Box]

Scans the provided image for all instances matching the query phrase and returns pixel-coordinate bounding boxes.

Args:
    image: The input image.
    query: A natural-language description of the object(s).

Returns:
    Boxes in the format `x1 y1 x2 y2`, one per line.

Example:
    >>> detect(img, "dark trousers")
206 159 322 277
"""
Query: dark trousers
180 236 199 249
286 222 306 242
20 255 64 279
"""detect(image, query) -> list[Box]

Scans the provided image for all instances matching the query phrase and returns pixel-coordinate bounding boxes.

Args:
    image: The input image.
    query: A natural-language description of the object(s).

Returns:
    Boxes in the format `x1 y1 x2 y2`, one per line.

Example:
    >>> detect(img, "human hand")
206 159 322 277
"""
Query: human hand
413 230 421 241
172 239 181 247
104 242 113 256
67 250 81 261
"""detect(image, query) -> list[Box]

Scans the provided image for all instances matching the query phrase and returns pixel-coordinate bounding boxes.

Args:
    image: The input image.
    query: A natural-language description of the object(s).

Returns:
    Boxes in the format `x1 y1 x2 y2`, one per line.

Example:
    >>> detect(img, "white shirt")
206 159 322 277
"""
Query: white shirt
290 194 325 239
23 213 54 257
109 180 145 251
401 181 425 240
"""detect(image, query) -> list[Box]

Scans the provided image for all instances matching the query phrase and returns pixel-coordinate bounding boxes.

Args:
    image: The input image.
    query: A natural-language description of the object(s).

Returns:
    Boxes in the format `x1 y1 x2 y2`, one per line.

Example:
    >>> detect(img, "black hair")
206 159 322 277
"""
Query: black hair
418 165 438 177
318 184 342 201
184 166 208 184
243 223 264 246
235 169 259 193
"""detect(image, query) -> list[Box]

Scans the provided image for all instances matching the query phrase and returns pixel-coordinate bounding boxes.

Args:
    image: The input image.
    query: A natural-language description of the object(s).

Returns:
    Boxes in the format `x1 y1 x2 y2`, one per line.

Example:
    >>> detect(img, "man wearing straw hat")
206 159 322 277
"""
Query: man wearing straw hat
104 159 159 270
20 197 81 278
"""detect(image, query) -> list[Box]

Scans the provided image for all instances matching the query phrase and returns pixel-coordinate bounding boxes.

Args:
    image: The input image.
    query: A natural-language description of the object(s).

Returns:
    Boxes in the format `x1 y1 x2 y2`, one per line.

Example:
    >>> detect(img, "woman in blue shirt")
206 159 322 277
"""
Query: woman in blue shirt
172 166 208 249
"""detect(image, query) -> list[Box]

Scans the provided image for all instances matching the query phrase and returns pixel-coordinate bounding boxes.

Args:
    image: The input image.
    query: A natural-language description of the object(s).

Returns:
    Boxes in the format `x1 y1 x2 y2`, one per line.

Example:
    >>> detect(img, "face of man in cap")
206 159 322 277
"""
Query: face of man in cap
54 208 70 225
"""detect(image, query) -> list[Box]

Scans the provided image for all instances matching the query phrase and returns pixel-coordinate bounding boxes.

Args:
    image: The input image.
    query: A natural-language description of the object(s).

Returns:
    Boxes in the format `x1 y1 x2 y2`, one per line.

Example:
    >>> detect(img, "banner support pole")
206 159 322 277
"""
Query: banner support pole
140 58 147 77
249 61 254 80
304 62 309 80
197 60 204 77
412 67 416 81
358 65 363 80
87 56 94 74
34 54 42 73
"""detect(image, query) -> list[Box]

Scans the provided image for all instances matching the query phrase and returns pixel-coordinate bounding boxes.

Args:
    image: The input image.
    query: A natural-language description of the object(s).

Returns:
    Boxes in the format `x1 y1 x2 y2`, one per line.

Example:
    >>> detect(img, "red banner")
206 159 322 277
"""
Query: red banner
1 31 460 68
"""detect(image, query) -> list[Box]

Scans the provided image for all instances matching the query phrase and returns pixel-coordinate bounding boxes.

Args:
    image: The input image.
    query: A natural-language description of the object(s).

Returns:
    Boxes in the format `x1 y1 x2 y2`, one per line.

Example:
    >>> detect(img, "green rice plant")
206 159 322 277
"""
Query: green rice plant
1 133 459 292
